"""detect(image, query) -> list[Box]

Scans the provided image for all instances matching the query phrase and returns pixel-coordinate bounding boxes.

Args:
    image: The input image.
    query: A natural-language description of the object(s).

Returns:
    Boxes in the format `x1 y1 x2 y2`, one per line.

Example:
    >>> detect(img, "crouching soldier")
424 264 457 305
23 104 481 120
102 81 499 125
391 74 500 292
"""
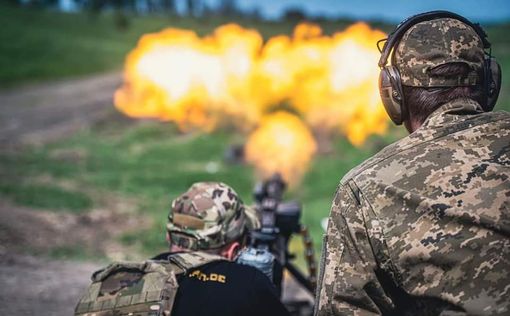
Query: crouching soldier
75 182 290 316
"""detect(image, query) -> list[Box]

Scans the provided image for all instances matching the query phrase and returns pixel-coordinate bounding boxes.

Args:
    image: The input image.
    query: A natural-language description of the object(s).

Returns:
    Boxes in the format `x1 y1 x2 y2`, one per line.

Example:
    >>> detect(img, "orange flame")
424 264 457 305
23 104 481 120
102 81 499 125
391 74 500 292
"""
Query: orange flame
115 24 264 131
256 23 388 146
245 112 317 184
114 22 388 183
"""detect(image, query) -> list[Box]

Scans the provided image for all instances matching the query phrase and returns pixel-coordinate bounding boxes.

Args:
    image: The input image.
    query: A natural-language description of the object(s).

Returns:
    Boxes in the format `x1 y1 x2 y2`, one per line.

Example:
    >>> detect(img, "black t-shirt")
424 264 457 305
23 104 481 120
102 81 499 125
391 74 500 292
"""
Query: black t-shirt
152 252 290 316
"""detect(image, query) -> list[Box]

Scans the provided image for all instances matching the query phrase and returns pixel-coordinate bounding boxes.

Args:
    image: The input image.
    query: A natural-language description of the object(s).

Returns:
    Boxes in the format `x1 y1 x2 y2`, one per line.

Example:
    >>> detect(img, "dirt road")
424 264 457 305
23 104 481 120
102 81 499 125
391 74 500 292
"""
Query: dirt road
0 72 122 145
0 253 101 316
0 72 123 316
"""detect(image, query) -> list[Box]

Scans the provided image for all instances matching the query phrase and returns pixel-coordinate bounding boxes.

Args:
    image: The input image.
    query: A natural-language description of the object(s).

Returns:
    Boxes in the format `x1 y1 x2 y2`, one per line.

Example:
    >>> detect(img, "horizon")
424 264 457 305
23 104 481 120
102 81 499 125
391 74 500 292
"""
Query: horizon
197 0 510 23
54 0 510 23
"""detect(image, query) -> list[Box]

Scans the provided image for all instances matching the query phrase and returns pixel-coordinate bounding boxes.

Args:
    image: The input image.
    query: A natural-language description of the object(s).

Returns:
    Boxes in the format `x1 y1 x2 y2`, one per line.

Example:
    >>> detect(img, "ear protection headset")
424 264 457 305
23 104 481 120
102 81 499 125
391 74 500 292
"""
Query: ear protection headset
378 10 502 125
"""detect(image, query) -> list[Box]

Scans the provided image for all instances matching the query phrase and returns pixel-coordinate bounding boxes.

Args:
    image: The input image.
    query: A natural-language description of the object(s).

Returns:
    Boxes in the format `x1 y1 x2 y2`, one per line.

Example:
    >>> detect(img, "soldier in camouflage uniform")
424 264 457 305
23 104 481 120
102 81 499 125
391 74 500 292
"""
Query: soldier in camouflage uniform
75 182 289 316
315 14 510 316
158 182 290 316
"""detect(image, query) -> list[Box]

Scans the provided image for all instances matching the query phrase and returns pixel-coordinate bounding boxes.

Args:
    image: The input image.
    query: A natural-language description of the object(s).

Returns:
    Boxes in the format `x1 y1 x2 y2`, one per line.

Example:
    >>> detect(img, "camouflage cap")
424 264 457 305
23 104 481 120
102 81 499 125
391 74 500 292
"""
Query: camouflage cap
167 182 260 250
394 18 485 87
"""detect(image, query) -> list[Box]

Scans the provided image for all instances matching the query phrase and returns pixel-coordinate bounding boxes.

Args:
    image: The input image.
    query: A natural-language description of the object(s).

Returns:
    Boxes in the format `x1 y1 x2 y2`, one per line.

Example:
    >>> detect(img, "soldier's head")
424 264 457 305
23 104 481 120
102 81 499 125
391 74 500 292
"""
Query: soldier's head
166 182 259 260
378 11 501 133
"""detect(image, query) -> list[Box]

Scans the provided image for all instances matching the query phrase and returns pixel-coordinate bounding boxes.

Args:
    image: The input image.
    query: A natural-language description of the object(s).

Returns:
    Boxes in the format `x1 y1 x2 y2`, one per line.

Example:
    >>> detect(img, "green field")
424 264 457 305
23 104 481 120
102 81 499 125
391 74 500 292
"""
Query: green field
0 3 353 87
1 5 510 264
0 116 406 259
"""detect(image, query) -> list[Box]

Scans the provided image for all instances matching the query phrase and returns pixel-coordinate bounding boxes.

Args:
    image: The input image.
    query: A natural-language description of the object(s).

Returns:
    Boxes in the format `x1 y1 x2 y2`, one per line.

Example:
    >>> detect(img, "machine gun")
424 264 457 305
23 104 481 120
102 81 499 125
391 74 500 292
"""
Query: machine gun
237 173 317 315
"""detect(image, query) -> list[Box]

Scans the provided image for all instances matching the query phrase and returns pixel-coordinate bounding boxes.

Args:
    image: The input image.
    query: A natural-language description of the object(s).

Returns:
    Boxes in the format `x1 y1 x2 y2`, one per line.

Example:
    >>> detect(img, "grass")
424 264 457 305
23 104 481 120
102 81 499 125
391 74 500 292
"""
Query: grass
0 118 390 259
0 3 354 88
0 183 92 213
0 4 158 86
2 6 510 265
48 245 107 261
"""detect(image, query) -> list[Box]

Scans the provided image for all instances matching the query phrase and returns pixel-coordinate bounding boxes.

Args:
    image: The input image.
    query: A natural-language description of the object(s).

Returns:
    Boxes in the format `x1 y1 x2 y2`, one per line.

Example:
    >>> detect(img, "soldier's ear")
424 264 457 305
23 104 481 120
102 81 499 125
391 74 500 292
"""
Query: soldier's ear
221 242 240 261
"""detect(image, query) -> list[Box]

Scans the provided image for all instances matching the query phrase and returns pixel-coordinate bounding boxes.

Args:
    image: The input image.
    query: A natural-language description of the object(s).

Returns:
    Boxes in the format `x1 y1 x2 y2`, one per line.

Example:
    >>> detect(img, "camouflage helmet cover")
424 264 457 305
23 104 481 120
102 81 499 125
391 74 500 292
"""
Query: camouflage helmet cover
394 18 486 87
167 182 260 250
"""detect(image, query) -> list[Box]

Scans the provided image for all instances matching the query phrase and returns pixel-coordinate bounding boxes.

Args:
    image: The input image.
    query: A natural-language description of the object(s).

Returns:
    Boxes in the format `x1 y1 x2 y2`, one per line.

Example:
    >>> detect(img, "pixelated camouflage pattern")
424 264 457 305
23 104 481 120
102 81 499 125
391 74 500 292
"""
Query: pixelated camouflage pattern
316 98 510 315
395 18 485 87
167 182 260 250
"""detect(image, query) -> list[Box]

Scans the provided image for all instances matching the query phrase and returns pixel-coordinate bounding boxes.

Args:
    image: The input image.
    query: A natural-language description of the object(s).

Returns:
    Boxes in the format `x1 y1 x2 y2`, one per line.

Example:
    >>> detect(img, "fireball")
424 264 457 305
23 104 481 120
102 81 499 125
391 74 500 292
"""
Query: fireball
115 24 264 131
114 22 388 183
245 112 317 184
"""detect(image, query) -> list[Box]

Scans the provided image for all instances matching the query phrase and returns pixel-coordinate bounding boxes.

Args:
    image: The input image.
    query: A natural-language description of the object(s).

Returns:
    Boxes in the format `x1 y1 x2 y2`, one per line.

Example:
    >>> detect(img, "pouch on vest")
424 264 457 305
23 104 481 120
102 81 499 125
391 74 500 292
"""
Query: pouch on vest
74 252 224 316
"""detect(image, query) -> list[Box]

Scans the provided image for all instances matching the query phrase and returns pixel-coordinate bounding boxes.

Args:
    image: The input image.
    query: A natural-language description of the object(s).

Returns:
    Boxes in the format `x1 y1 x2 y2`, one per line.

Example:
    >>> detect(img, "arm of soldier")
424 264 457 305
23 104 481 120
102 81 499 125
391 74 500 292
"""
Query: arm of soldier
315 184 392 316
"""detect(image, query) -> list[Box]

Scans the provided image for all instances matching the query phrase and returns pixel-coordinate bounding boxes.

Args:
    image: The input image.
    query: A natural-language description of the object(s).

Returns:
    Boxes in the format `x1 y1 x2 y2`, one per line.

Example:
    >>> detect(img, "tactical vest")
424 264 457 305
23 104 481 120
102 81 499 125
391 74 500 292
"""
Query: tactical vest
74 252 224 316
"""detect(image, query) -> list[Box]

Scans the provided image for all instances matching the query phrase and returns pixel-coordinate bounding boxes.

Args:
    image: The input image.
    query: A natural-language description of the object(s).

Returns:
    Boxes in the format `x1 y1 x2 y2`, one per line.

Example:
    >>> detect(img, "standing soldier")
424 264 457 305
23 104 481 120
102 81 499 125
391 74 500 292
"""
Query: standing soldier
315 11 509 316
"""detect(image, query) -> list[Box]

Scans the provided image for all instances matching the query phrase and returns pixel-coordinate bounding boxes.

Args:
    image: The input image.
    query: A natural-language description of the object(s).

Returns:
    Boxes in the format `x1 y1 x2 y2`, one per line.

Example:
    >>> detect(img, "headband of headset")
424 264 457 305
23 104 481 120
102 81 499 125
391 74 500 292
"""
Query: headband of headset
378 10 491 68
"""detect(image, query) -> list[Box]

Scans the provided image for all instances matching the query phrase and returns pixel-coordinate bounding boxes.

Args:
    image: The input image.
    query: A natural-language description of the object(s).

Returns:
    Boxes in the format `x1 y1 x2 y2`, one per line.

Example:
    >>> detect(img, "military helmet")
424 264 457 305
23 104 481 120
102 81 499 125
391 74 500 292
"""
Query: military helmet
167 182 260 250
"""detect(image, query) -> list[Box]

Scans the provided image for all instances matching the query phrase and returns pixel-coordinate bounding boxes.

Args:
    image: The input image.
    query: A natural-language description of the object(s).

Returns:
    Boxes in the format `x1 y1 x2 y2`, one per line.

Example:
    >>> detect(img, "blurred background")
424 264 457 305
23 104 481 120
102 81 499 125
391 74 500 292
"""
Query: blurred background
0 0 509 314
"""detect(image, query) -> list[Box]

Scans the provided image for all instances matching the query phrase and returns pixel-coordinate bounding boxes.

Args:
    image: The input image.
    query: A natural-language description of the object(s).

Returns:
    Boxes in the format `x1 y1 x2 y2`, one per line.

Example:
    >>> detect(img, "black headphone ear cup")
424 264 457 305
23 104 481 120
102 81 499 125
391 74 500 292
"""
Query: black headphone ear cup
379 66 404 125
485 58 501 112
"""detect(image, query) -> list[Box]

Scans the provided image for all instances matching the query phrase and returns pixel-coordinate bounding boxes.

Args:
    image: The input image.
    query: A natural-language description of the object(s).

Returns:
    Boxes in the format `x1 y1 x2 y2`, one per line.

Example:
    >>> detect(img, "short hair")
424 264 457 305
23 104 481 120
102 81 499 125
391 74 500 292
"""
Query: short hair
403 63 484 125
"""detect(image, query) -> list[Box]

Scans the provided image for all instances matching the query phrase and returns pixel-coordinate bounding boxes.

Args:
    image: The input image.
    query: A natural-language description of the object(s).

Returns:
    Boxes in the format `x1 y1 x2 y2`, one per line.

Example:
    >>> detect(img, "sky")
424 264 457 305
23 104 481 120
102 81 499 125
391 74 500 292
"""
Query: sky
58 0 510 23
231 0 510 23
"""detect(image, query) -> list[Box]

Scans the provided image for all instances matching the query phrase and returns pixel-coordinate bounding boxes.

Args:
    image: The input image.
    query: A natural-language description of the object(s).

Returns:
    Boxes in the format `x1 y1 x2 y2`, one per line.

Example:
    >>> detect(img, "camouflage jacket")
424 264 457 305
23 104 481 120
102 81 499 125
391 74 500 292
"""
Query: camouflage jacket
316 98 510 316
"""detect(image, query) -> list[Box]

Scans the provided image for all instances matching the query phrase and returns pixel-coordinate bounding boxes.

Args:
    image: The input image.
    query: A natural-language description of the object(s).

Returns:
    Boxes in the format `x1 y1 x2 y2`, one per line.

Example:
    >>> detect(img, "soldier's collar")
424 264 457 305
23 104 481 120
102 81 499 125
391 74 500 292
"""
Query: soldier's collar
419 98 484 130
341 98 494 182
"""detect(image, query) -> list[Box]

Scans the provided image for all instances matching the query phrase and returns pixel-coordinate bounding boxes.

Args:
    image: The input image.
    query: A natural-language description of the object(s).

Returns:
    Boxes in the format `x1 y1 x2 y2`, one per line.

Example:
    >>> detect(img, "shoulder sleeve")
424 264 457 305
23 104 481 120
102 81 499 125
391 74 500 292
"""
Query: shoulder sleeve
315 183 393 316
248 268 291 316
